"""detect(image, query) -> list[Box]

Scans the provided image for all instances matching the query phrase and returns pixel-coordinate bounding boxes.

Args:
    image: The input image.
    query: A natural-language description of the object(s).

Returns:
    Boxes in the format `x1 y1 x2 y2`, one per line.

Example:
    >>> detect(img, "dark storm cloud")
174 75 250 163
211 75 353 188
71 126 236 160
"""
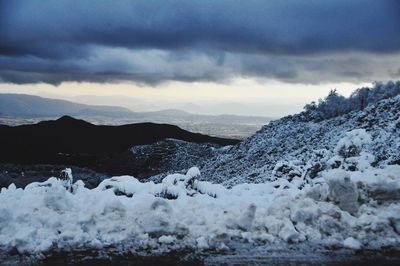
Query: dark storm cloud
0 0 400 85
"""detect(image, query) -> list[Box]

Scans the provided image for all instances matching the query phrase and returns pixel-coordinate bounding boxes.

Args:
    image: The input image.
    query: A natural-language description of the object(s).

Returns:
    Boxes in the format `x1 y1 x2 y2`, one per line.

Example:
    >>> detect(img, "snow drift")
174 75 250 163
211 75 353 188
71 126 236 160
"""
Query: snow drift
1 144 400 256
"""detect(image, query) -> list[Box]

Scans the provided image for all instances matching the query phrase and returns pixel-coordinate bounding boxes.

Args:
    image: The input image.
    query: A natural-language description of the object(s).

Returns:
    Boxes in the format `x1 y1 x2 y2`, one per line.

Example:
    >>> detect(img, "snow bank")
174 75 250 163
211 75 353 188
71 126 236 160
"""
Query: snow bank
1 162 400 256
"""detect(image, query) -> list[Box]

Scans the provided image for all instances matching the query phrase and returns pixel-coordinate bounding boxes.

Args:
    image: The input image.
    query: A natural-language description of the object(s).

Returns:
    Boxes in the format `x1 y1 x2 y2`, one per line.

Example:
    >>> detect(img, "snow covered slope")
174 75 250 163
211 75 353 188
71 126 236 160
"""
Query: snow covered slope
199 95 400 186
130 139 221 179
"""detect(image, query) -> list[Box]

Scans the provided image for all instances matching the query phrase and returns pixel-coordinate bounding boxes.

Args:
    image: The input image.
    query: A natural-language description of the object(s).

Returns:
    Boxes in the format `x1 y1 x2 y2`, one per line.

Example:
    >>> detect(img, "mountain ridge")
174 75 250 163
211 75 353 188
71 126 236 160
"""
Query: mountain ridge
0 93 270 138
0 93 133 118
0 93 270 121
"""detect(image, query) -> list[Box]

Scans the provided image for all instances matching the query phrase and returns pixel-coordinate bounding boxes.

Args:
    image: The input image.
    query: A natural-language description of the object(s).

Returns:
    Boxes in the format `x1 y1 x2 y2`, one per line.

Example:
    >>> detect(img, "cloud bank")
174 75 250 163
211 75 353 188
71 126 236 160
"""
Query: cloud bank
1 0 400 85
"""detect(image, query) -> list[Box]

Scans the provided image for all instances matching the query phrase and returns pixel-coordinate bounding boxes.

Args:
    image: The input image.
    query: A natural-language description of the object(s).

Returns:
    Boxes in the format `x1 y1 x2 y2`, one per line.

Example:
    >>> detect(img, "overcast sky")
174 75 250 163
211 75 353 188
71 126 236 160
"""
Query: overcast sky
1 1 399 116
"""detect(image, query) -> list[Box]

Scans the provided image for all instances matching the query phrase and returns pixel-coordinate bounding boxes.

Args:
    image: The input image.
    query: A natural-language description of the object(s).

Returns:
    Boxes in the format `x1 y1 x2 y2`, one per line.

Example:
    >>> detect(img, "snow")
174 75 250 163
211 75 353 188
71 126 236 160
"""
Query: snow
343 237 361 250
158 235 176 244
1 162 400 256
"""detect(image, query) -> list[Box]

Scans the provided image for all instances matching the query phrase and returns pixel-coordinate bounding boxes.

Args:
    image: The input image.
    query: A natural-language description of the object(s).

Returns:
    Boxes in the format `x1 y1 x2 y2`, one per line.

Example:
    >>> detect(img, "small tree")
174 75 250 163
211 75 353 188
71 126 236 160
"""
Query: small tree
58 168 73 192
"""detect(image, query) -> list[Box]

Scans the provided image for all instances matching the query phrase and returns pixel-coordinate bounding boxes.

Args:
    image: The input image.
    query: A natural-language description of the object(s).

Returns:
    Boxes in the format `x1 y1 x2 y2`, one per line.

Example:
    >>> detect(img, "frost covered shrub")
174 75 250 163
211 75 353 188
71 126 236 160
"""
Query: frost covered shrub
334 129 372 158
325 129 375 172
57 168 73 192
272 161 302 180
302 80 400 122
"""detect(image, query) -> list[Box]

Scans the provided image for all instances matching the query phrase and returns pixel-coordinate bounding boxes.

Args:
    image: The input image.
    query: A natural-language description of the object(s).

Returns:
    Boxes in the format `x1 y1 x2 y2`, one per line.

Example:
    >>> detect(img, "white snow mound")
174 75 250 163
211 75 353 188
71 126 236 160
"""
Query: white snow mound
1 162 400 255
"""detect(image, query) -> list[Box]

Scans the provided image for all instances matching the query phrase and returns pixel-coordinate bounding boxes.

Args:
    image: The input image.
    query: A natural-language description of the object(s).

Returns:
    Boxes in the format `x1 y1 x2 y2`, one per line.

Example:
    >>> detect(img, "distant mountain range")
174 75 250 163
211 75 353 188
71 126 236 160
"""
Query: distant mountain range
0 116 238 179
0 93 270 138
0 93 133 118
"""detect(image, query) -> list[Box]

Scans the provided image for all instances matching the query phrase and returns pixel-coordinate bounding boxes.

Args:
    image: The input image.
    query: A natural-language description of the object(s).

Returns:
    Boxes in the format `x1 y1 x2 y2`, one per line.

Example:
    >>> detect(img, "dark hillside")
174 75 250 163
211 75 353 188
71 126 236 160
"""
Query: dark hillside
0 116 239 177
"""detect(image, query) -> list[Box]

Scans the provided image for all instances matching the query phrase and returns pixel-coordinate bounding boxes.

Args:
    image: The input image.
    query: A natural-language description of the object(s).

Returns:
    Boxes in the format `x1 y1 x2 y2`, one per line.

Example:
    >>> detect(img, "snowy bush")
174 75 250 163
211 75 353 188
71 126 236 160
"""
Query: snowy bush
57 168 73 192
334 129 372 158
303 81 400 122
322 129 376 173
272 161 302 180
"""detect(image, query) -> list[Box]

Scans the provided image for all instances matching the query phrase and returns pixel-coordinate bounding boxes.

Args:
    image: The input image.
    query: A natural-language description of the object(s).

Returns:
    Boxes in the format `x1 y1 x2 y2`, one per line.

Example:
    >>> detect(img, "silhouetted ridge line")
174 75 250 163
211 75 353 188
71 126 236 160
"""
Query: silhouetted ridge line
0 116 239 171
